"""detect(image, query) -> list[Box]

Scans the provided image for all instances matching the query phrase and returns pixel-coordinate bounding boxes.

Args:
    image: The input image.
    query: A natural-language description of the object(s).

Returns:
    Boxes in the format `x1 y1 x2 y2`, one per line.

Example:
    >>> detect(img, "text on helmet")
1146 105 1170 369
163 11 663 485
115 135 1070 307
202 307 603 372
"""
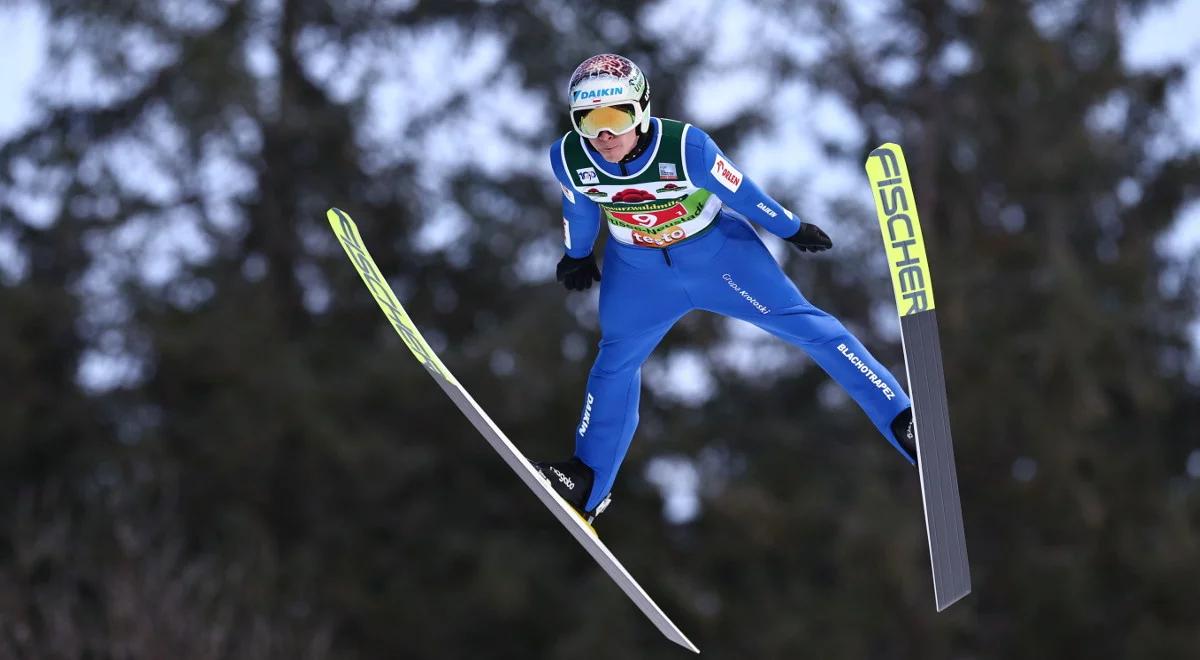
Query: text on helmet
573 87 625 102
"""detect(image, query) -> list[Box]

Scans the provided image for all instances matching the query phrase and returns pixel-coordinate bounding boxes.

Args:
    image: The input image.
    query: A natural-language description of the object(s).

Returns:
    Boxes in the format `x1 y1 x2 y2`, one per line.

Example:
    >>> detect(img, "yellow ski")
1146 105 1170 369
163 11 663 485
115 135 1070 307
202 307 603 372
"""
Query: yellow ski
326 208 698 652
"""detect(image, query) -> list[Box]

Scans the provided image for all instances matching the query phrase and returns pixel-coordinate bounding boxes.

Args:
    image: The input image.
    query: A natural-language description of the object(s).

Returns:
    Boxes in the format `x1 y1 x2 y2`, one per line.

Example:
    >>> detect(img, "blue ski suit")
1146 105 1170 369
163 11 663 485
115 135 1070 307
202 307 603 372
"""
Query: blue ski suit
551 118 912 512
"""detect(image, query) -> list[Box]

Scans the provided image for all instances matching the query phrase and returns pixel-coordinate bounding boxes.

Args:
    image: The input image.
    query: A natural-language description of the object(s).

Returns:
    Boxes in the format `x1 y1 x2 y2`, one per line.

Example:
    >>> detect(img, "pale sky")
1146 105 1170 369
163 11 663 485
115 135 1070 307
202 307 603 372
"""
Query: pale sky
3 1 1194 298
2 1 1196 289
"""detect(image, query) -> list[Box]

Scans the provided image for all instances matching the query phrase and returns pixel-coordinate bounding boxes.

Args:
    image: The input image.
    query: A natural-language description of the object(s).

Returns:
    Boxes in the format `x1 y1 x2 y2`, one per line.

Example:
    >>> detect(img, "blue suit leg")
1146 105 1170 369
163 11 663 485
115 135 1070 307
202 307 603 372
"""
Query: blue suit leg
575 248 690 511
691 219 913 460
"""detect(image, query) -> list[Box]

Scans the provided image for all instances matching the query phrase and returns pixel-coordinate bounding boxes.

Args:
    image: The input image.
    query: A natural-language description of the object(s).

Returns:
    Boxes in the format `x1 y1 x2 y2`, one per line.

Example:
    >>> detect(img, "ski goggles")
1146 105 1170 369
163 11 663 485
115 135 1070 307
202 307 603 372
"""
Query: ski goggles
572 103 640 139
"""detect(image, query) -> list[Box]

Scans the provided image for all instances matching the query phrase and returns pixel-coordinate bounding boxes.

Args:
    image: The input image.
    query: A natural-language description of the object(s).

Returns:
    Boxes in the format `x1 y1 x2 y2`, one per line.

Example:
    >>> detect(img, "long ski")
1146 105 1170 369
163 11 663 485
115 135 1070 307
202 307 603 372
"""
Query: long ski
326 208 699 653
864 145 972 611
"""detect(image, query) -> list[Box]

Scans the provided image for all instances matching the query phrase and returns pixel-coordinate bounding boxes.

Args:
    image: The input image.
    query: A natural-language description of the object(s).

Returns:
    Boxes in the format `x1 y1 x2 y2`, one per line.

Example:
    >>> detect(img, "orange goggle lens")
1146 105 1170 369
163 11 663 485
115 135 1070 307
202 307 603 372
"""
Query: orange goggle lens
574 104 638 138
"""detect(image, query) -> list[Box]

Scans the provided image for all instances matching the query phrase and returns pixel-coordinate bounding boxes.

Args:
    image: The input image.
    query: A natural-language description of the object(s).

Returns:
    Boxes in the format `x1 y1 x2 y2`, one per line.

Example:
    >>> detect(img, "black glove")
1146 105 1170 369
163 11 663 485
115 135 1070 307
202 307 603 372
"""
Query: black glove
556 253 601 291
785 222 833 252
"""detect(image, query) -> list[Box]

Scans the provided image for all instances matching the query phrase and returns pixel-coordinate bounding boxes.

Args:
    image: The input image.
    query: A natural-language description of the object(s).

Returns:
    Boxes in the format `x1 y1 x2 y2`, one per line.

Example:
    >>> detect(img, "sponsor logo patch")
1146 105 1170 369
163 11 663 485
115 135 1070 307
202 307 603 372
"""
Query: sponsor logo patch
721 273 770 314
871 147 931 315
584 187 608 198
563 218 571 249
633 227 688 247
607 201 688 230
783 208 794 220
572 87 624 102
559 182 576 204
548 466 575 491
756 201 777 218
658 162 678 180
612 188 656 204
578 393 595 436
576 167 599 185
837 343 897 400
711 155 743 192
656 182 687 194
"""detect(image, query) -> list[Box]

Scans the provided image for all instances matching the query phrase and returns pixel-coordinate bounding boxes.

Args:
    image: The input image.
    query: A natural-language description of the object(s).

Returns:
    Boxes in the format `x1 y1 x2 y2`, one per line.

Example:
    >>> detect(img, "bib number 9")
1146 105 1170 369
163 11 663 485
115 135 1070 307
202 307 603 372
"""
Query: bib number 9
610 203 688 228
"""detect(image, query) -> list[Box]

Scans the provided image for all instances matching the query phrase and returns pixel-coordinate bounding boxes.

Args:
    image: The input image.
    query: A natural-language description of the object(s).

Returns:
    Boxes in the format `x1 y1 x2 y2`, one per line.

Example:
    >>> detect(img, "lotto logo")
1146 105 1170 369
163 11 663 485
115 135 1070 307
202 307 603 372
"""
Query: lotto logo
633 227 687 247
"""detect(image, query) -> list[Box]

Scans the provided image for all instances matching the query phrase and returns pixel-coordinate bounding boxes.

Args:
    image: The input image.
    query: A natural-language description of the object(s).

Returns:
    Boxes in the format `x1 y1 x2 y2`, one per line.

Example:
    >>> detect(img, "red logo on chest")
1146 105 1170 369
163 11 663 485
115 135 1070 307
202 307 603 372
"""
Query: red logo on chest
612 188 656 203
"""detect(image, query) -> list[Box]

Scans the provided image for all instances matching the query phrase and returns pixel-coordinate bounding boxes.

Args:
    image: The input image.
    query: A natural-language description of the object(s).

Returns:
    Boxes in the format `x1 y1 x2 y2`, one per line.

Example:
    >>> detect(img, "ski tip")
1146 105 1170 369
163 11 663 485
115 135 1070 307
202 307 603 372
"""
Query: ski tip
327 208 360 239
864 143 904 173
870 141 902 155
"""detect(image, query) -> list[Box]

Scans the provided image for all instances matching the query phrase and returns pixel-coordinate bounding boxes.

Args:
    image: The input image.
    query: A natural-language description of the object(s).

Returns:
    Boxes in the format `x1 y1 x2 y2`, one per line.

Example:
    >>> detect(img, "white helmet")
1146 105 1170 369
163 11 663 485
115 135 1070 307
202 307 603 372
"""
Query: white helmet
568 54 651 139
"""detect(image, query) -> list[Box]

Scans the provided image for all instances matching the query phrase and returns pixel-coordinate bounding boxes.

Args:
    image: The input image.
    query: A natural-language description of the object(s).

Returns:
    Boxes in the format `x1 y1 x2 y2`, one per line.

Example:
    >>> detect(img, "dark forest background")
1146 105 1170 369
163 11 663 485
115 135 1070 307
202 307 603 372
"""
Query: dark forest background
1 0 1198 658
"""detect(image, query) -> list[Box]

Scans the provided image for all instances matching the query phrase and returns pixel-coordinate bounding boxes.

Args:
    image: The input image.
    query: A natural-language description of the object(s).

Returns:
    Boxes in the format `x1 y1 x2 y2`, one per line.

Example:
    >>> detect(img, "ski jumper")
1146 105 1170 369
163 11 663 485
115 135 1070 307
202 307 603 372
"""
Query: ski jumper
551 118 913 511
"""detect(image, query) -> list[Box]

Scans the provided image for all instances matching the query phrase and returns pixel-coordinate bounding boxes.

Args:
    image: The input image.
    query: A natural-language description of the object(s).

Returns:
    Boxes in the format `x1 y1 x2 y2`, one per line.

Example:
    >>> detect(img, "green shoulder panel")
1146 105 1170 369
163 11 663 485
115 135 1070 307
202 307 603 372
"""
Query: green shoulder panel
652 119 686 180
657 117 686 144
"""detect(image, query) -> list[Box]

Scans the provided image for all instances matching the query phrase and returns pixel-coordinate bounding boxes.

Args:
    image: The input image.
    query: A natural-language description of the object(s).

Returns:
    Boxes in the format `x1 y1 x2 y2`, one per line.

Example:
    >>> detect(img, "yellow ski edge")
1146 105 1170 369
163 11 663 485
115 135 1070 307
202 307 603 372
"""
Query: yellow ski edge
326 207 458 385
328 206 598 538
864 143 936 315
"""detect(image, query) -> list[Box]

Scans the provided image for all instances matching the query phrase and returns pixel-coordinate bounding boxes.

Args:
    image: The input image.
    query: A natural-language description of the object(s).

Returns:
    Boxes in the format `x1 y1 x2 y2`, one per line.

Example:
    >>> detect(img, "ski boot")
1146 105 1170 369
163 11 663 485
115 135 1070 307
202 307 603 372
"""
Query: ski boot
533 457 612 524
891 407 917 464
